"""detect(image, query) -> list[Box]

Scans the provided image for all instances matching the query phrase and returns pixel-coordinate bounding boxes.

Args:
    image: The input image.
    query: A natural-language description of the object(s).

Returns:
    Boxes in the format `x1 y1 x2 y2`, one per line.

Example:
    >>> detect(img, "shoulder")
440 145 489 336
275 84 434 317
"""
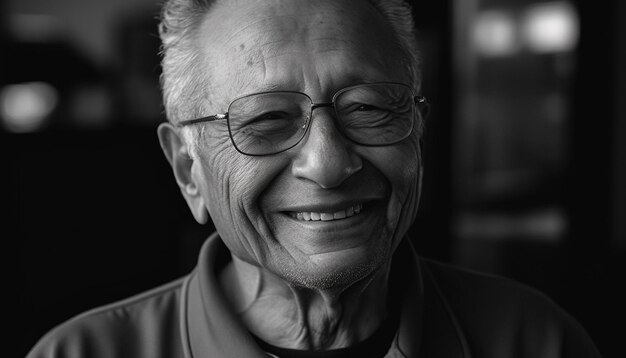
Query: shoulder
26 277 187 358
421 259 602 358
422 258 556 313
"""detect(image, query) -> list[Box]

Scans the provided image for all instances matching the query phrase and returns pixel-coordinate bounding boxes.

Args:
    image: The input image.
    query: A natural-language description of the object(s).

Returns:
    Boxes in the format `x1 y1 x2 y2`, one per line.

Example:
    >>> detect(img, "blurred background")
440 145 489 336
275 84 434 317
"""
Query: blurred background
4 0 623 356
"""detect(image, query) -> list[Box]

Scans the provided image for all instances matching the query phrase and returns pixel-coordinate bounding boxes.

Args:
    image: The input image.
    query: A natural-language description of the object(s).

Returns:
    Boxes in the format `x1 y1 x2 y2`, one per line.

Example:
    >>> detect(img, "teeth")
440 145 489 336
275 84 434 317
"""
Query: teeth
289 204 363 221
333 210 346 219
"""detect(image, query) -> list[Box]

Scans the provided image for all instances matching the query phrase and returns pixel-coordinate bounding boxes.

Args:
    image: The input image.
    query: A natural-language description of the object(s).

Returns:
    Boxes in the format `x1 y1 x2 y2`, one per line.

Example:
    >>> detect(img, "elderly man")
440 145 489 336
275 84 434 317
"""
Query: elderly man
27 0 601 357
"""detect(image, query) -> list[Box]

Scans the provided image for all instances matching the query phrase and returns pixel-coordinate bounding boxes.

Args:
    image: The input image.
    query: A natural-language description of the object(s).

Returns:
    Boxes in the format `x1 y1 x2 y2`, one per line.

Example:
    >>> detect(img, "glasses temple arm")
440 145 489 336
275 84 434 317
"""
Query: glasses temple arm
176 113 228 127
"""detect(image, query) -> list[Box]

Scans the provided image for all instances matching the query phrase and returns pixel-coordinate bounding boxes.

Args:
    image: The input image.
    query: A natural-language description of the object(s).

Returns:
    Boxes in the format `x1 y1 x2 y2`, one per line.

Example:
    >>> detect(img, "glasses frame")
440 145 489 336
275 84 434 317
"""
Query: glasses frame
176 82 429 156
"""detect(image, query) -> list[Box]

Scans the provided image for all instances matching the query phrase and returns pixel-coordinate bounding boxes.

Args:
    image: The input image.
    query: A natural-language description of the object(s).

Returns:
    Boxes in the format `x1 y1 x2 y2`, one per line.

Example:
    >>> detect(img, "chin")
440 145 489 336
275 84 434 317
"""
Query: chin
274 243 391 291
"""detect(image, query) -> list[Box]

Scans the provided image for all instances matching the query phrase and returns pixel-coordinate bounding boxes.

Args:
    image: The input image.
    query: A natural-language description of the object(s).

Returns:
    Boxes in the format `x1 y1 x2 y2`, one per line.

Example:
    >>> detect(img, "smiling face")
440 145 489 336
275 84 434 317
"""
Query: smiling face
181 0 422 289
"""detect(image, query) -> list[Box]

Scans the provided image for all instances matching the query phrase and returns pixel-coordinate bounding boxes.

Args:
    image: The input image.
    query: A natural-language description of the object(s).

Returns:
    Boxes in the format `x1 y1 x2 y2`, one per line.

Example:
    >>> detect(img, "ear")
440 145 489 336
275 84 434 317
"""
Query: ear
157 122 209 224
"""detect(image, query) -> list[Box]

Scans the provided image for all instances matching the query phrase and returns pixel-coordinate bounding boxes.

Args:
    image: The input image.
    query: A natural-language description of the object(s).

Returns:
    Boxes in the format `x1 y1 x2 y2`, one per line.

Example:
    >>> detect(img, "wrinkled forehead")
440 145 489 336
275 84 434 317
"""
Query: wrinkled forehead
206 0 393 47
197 0 406 101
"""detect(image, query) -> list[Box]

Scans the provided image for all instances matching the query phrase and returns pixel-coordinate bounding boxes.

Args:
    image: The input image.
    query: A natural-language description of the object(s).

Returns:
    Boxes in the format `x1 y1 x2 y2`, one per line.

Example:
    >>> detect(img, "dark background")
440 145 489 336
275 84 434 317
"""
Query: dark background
3 0 624 357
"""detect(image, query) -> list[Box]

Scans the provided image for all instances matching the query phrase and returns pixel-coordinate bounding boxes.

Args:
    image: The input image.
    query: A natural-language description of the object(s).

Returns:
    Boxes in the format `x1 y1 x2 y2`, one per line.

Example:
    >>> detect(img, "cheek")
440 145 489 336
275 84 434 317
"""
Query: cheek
361 138 421 241
196 130 254 249
196 128 233 204
196 131 289 261
366 139 420 202
394 137 422 212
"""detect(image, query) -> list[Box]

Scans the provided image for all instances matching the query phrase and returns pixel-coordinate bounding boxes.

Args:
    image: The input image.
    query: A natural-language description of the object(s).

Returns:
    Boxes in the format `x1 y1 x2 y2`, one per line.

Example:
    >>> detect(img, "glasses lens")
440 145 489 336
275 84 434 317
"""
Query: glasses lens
228 92 311 155
335 84 415 145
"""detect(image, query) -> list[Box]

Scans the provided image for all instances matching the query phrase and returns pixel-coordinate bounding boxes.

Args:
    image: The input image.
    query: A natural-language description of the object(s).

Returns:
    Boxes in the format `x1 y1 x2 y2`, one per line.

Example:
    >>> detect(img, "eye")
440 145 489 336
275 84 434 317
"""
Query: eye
256 111 288 120
241 111 296 132
240 111 294 126
356 104 381 111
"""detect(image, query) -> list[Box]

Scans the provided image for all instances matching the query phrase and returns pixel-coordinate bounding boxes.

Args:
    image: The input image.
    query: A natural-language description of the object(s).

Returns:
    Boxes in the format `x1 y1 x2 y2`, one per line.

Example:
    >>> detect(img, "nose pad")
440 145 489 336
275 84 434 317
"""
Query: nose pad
291 111 363 189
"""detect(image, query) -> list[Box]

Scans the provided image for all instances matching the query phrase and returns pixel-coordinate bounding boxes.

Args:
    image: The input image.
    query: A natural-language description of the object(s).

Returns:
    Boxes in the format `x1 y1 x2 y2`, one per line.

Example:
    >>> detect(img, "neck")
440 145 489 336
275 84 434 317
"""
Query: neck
219 255 390 350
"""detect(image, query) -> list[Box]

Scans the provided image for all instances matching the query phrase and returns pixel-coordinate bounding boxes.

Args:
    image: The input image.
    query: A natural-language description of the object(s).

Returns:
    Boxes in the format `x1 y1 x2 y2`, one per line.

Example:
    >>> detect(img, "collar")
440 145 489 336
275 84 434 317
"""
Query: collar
179 233 469 358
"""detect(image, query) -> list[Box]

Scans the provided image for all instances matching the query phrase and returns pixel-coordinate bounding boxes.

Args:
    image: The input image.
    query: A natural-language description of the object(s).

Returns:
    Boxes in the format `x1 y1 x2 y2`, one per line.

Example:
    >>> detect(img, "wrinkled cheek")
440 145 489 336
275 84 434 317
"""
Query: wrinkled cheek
386 141 422 245
227 173 269 262
395 168 420 230
388 171 418 237
198 139 264 262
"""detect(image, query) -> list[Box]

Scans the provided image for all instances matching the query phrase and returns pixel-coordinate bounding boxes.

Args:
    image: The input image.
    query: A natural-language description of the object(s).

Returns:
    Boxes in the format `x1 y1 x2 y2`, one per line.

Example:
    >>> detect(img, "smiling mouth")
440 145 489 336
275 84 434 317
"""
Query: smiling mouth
287 204 363 222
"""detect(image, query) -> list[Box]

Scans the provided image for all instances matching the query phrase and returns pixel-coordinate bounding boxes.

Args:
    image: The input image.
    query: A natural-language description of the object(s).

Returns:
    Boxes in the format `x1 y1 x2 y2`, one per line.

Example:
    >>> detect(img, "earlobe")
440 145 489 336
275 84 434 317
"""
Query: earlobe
157 122 209 224
188 192 209 224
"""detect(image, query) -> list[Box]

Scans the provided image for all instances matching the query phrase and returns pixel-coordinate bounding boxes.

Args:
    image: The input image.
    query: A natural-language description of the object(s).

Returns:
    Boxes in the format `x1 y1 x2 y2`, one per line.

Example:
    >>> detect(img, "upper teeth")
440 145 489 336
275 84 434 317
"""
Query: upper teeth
290 204 362 221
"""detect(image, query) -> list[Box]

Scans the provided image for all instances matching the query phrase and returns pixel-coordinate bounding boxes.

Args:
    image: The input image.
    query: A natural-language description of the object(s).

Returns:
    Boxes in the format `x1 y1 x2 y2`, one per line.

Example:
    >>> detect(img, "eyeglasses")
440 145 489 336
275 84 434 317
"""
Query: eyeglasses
177 82 429 156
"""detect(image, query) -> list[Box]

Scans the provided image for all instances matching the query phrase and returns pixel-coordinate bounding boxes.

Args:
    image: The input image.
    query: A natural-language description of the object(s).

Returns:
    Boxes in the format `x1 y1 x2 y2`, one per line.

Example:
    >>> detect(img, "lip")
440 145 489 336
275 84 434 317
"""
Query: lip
276 199 385 240
279 199 384 226
278 197 382 215
287 203 362 221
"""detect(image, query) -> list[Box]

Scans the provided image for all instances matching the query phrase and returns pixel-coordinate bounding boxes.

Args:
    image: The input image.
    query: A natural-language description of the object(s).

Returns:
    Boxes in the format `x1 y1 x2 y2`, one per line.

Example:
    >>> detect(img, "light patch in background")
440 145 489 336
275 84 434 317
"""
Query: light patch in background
522 2 579 53
9 14 64 42
473 10 518 57
0 82 59 133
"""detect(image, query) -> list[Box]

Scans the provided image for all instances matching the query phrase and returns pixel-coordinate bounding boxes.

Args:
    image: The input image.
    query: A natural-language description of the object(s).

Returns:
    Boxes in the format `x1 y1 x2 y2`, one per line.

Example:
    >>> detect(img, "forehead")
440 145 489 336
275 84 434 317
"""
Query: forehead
197 0 407 104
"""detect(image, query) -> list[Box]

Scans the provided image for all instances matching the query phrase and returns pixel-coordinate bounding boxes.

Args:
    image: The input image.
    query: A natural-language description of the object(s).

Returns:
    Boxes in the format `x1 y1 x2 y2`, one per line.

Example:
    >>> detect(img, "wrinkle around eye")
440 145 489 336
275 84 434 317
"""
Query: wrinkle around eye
342 113 394 129
201 121 232 144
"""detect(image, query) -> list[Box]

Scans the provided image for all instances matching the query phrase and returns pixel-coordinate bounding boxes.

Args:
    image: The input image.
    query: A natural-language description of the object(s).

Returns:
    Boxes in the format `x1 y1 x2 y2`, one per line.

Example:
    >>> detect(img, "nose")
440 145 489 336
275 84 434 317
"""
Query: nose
291 109 363 188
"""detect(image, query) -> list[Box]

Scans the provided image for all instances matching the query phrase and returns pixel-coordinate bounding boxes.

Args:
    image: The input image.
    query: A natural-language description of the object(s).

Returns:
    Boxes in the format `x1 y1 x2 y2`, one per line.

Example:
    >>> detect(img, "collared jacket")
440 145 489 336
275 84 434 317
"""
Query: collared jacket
27 233 601 358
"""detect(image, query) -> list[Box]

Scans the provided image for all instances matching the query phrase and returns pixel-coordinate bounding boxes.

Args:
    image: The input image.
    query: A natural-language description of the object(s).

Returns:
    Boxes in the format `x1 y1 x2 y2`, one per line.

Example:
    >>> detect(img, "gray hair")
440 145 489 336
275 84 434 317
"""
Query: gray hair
159 0 422 153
